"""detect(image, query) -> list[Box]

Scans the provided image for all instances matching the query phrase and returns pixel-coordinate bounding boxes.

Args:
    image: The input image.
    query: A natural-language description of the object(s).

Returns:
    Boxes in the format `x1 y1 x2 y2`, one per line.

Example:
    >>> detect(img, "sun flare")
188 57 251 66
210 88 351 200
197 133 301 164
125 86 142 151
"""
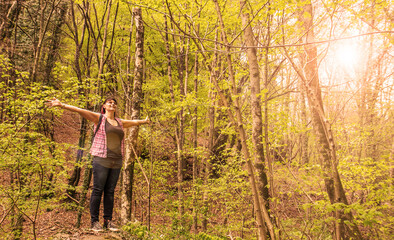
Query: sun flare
334 43 360 69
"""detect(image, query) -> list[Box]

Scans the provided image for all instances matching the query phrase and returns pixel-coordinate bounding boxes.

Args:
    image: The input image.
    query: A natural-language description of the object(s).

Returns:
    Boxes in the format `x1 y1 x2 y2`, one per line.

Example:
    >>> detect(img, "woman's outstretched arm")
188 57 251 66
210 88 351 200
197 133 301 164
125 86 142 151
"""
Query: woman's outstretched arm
46 98 100 124
121 116 150 128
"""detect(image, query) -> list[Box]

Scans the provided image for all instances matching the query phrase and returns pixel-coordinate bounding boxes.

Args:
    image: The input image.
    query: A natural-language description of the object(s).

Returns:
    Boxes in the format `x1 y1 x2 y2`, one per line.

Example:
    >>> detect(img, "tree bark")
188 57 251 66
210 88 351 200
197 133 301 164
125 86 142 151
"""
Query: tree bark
213 1 275 239
192 51 199 233
120 6 134 224
121 7 144 225
0 0 22 59
176 34 186 220
164 15 175 103
67 0 89 199
44 1 68 85
165 2 187 221
67 118 88 196
240 2 270 214
202 30 219 232
357 5 389 161
31 0 58 82
69 0 86 83
76 156 93 228
96 0 119 96
298 80 309 164
287 2 363 239
98 0 112 76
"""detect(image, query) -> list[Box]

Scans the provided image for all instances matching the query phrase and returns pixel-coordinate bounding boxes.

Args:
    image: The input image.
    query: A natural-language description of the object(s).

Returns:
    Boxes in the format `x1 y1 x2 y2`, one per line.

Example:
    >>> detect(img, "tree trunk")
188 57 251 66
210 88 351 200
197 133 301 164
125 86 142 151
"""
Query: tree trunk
163 13 187 221
202 30 219 231
44 1 68 85
298 79 309 164
96 0 119 96
67 118 88 197
0 0 22 60
358 5 389 161
389 140 393 201
289 2 363 239
76 155 93 228
213 1 275 239
31 0 57 82
192 51 199 233
98 0 112 76
176 42 186 221
10 172 23 240
69 0 86 84
121 7 144 225
164 15 175 103
66 0 90 199
164 3 187 221
263 42 274 210
119 7 134 223
240 2 270 215
80 0 98 76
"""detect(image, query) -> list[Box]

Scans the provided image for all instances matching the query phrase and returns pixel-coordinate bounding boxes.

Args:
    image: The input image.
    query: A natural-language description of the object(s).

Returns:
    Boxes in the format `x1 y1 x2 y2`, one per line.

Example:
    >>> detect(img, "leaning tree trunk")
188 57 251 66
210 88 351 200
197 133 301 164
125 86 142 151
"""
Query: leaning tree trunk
121 7 144 225
289 2 363 239
240 2 271 217
213 1 275 239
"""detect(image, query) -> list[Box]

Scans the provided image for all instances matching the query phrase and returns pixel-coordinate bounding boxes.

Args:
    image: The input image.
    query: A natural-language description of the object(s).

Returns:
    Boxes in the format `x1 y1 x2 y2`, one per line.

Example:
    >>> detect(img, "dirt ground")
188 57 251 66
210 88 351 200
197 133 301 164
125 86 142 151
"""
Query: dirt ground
30 206 126 240
52 231 123 240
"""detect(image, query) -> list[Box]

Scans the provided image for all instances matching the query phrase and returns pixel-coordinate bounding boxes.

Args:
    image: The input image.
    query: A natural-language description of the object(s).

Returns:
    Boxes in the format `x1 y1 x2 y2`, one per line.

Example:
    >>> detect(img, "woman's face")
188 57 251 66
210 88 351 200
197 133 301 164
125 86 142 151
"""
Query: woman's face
104 100 117 112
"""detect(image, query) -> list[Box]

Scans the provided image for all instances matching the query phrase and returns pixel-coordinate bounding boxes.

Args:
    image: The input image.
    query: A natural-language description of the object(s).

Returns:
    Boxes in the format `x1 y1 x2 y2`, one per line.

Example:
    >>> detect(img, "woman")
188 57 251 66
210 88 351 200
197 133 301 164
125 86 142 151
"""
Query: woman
46 97 150 232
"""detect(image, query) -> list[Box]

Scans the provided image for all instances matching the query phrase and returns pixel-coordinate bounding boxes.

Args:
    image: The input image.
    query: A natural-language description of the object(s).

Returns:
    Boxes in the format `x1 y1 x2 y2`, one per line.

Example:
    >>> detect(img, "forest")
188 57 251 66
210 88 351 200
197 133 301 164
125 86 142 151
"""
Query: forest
0 0 392 239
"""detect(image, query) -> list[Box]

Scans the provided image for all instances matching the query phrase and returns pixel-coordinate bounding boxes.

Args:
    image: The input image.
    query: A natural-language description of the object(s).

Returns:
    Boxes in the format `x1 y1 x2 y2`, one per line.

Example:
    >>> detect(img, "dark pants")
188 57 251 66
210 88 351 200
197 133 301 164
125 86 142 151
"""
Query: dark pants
90 161 121 223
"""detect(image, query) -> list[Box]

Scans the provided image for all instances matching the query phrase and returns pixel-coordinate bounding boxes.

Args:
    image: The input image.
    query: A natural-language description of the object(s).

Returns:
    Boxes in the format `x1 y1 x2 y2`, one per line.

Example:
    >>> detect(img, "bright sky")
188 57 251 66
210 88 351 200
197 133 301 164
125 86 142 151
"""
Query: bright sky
320 38 363 86
333 41 361 71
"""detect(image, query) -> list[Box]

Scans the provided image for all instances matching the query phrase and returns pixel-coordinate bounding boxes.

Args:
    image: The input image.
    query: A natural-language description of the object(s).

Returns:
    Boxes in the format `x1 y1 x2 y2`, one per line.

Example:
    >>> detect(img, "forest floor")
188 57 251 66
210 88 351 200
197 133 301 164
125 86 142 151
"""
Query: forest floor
52 231 123 240
31 198 128 240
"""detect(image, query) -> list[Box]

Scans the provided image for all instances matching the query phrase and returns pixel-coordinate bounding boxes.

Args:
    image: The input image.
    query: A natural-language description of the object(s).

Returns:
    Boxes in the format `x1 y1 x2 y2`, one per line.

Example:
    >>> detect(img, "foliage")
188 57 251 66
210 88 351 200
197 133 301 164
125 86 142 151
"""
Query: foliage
0 55 70 239
339 157 393 237
122 221 152 240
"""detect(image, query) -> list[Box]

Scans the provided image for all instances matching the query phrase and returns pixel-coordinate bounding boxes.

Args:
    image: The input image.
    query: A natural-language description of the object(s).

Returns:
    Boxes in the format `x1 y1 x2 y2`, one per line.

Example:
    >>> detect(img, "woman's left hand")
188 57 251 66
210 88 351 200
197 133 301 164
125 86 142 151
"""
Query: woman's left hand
45 98 63 108
144 116 151 124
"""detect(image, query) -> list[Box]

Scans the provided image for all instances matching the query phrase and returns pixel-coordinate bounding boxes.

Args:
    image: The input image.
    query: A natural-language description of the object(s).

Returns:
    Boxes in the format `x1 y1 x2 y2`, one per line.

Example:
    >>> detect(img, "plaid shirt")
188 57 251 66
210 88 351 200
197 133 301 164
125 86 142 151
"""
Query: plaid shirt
90 115 125 158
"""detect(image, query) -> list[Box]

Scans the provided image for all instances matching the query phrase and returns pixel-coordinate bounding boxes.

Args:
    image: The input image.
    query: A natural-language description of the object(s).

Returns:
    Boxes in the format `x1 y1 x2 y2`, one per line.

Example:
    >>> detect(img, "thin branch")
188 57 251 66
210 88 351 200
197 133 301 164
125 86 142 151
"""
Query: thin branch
141 16 392 49
131 144 150 185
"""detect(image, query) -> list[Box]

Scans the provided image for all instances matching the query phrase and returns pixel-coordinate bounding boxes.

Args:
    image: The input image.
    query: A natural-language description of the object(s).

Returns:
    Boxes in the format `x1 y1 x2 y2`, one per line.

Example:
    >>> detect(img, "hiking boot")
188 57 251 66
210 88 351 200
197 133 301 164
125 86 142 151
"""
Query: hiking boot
91 221 103 232
103 219 119 232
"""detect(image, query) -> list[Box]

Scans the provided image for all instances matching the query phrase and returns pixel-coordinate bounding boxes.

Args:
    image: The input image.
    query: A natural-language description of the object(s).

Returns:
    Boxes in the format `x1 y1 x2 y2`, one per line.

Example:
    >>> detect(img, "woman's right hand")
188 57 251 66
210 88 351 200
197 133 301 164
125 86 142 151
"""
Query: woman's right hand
45 98 63 108
44 98 99 123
